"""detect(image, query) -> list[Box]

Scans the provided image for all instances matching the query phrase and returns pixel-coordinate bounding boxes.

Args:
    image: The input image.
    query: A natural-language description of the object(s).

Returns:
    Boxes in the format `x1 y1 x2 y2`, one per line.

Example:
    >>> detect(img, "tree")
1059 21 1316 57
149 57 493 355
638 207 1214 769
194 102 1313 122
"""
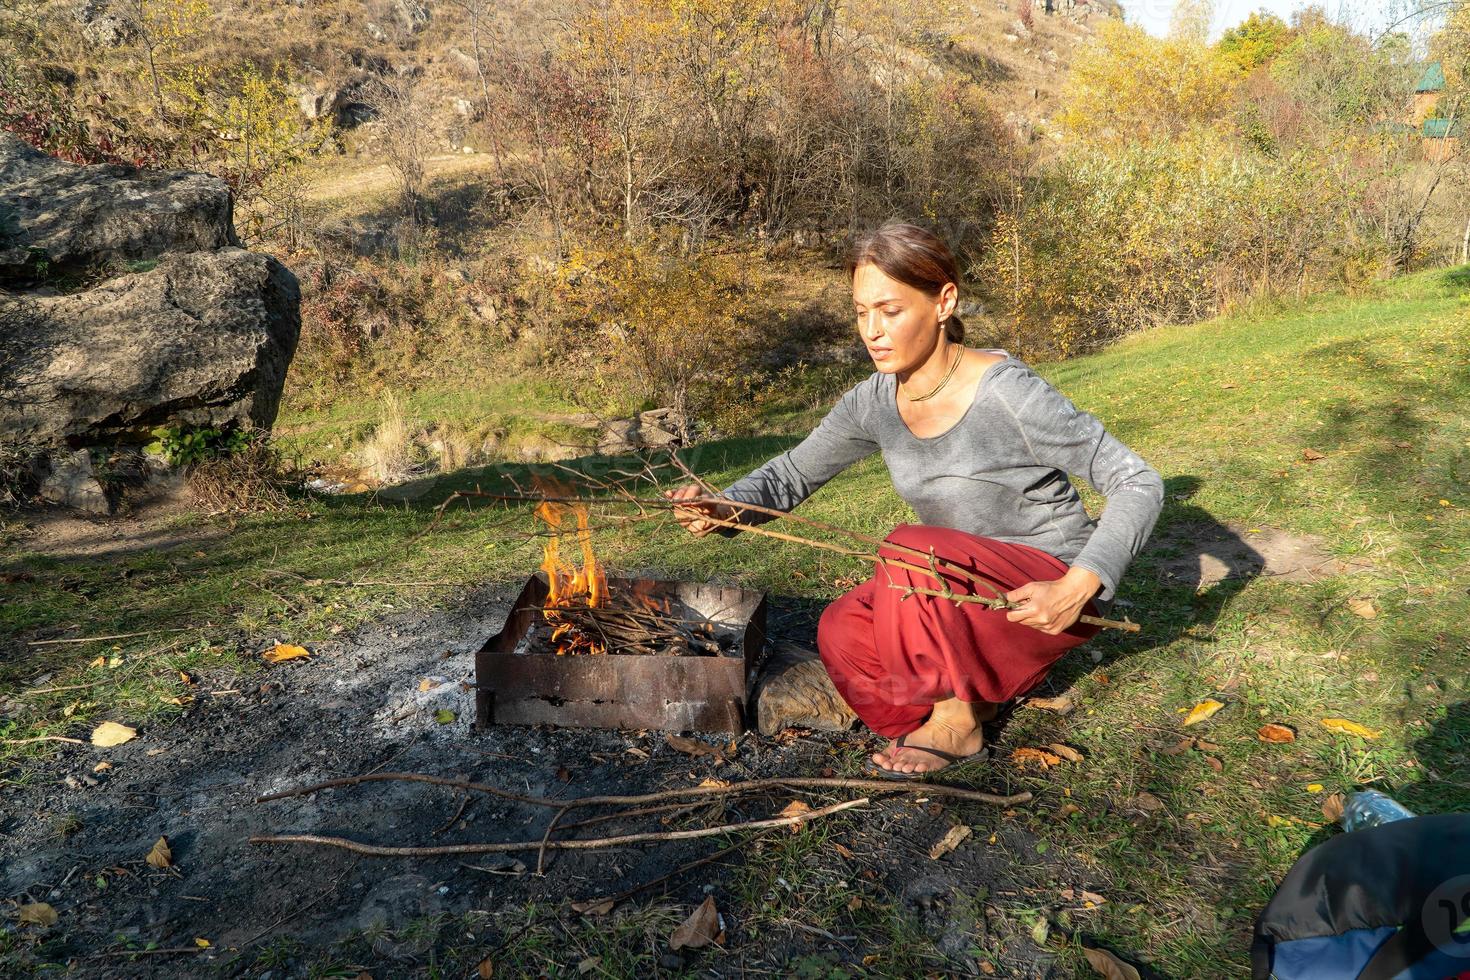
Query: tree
1169 0 1214 44
1059 21 1241 145
1216 11 1291 72
363 73 437 241
115 0 210 119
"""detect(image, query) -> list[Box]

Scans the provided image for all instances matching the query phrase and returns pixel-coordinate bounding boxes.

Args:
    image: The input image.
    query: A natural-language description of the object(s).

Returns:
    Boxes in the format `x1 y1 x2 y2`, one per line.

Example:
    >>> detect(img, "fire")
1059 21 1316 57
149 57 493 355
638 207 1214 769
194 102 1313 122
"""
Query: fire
535 499 607 655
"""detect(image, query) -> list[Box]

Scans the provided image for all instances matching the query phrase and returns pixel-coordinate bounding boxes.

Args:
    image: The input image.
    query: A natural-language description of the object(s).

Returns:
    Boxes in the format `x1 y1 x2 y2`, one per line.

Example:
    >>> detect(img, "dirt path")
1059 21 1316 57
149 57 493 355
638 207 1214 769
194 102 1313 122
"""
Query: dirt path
301 151 504 203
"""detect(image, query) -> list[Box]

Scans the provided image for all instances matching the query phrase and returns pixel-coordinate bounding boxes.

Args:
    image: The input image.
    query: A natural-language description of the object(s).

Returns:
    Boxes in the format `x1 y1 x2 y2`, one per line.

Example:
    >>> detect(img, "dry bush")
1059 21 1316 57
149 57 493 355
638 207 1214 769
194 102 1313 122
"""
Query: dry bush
185 440 297 514
357 391 431 483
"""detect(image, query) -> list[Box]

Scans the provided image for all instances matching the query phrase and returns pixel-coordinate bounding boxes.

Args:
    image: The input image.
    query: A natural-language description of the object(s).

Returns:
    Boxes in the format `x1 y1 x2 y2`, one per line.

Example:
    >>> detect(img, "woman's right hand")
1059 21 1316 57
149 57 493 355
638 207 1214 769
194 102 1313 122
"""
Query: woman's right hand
663 483 736 537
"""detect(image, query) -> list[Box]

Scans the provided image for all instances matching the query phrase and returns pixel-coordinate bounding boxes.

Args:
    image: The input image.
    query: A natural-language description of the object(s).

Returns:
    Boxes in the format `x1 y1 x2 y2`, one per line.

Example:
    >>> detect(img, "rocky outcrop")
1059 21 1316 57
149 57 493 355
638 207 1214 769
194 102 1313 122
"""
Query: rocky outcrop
0 135 237 282
1 249 300 445
0 134 301 510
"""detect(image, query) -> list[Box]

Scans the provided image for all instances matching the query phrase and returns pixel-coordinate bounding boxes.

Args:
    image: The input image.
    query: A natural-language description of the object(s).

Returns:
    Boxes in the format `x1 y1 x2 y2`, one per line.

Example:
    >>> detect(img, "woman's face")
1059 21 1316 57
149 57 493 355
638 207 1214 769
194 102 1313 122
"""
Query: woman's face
851 262 956 374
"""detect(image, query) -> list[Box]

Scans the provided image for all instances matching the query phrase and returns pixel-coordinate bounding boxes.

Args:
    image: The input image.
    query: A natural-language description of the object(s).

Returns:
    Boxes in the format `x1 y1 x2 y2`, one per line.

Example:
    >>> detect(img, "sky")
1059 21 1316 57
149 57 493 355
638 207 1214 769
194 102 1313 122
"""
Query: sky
1116 0 1409 41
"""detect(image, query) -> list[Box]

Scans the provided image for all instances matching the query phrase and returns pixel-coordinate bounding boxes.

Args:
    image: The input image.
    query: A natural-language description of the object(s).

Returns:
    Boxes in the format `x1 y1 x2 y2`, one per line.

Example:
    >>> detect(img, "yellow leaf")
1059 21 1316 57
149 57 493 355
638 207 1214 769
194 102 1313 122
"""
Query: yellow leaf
1182 699 1225 727
1321 718 1380 739
146 836 172 868
263 643 310 663
779 800 812 821
1307 783 1324 793
697 777 730 789
91 721 137 747
194 937 211 948
89 656 106 669
1346 598 1378 619
17 902 58 928
1266 814 1292 827
93 761 112 774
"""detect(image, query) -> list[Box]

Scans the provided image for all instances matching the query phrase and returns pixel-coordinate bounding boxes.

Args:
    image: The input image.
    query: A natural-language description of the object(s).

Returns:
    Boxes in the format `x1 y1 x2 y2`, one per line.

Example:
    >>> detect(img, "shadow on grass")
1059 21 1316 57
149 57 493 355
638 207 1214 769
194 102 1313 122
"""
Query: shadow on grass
1028 474 1263 701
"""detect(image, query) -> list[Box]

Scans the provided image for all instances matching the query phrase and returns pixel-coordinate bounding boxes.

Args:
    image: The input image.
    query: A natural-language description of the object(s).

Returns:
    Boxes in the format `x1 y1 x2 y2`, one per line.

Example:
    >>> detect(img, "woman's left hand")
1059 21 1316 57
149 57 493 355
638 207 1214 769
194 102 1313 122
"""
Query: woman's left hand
1004 567 1102 635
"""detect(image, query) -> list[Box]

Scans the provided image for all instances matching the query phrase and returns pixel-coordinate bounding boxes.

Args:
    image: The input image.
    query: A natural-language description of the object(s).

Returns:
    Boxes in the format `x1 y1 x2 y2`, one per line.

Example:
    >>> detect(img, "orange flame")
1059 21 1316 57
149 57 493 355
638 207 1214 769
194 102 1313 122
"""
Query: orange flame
535 498 607 654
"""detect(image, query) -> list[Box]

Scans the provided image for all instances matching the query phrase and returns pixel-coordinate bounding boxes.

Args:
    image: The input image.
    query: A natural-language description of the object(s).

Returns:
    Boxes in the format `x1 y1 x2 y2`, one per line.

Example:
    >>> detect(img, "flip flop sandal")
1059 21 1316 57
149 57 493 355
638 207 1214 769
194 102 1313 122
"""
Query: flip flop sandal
865 734 989 781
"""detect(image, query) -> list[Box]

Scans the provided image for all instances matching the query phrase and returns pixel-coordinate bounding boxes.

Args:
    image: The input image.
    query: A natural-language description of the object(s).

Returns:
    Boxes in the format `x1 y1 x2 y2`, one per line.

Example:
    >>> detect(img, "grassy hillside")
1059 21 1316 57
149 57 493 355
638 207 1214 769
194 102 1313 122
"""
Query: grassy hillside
2 265 1467 974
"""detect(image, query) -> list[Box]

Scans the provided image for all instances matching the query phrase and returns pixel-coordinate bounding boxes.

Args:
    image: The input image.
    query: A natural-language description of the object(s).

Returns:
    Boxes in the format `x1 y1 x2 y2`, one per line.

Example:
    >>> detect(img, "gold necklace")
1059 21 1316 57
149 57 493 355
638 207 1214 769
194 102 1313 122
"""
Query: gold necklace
901 345 963 402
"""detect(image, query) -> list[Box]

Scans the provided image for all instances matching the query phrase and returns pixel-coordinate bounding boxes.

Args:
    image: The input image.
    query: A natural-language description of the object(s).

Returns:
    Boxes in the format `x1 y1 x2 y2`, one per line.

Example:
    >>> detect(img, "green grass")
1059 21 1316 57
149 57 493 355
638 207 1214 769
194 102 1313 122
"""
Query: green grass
3 265 1469 975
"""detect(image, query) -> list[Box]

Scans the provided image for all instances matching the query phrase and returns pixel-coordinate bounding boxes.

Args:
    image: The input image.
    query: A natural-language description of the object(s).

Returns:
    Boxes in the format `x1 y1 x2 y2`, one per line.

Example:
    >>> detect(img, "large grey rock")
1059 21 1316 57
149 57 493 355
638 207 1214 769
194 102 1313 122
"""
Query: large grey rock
39 449 110 514
0 248 301 445
0 134 236 282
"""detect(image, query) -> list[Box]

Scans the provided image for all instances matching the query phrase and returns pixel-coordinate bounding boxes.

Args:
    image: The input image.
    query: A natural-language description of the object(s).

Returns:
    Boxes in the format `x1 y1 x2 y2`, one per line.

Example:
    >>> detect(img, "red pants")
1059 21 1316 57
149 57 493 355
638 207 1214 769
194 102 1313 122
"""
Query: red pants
816 524 1100 738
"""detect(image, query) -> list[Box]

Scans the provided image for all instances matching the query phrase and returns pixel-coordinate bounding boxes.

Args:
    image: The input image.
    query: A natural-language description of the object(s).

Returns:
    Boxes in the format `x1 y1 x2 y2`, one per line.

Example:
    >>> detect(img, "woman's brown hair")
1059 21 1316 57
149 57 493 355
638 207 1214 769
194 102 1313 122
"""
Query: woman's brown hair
846 221 965 344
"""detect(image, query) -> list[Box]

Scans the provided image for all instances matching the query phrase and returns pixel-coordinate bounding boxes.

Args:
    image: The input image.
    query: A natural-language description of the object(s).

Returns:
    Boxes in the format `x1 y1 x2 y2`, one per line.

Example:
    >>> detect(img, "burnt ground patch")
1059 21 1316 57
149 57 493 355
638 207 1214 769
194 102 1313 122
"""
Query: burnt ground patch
2 586 1100 978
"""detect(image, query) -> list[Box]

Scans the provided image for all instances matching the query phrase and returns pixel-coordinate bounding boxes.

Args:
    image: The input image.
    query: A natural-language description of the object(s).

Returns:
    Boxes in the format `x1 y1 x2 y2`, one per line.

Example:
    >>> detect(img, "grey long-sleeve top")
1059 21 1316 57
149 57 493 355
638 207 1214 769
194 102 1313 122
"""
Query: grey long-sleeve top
717 351 1164 602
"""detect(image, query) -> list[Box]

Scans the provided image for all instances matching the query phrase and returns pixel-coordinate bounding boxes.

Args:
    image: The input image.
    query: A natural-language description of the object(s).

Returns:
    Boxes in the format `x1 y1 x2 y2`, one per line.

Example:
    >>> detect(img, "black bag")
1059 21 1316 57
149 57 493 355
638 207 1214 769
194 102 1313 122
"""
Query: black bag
1251 814 1470 979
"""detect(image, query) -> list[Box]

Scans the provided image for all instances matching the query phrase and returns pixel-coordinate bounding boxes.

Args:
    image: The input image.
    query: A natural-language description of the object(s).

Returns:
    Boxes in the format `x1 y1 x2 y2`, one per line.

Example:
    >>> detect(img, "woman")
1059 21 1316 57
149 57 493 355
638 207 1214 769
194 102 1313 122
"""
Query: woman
667 222 1163 777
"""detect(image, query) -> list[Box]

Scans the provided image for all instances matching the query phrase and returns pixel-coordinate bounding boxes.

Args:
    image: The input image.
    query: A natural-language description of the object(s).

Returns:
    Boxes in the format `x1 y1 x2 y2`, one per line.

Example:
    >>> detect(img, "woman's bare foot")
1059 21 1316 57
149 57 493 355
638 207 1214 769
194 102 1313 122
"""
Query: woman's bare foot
872 697 991 774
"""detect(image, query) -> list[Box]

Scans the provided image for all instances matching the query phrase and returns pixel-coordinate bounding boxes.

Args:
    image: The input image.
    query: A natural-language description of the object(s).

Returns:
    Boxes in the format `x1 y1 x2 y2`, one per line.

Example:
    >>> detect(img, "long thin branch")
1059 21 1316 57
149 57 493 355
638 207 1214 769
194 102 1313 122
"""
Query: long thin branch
254 771 1034 809
250 797 870 857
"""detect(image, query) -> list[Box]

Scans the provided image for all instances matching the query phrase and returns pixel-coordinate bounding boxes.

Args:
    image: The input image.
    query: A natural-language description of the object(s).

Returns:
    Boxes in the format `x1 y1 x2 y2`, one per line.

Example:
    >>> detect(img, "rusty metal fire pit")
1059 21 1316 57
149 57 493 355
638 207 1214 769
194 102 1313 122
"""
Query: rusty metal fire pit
476 573 767 734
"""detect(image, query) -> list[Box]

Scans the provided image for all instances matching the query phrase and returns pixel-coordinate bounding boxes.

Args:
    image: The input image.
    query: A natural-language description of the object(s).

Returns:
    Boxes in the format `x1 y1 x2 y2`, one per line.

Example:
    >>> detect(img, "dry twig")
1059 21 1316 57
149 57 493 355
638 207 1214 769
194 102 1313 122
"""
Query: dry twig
250 796 870 857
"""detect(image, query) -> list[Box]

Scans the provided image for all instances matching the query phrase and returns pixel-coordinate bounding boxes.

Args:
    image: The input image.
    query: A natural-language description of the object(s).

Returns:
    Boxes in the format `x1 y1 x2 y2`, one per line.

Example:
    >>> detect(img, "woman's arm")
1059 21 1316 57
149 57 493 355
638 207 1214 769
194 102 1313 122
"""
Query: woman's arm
667 378 881 536
994 368 1164 631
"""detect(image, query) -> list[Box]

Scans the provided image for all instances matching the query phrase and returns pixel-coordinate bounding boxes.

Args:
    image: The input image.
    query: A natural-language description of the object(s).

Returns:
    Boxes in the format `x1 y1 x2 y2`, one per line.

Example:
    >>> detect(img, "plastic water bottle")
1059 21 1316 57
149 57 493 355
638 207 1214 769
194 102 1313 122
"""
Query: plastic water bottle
1340 790 1416 831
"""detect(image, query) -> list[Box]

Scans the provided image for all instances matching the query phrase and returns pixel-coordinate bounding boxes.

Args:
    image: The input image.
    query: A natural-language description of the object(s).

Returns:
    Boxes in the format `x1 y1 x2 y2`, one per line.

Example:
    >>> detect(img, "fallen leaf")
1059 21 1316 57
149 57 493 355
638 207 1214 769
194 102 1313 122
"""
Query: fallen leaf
670 896 721 950
1346 597 1378 620
1302 448 1326 462
779 800 813 820
1321 717 1380 739
1204 755 1224 772
1026 695 1074 714
1322 792 1346 823
1011 747 1064 769
1062 888 1107 907
980 962 996 975
145 836 172 869
418 678 433 692
847 895 862 911
697 777 730 789
194 937 210 948
1082 945 1141 980
434 709 456 725
577 956 601 974
1047 743 1084 763
90 721 137 747
1395 440 1412 449
1194 740 1223 752
1030 918 1050 946
1266 814 1292 828
477 957 495 978
1133 791 1164 812
1056 803 1082 819
556 766 572 783
1307 783 1324 793
1182 699 1225 727
929 824 973 860
263 643 310 664
571 898 615 916
17 902 57 928
178 671 196 685
88 656 105 669
834 842 855 860
93 761 112 774
1257 723 1297 743
1159 738 1194 756
666 734 725 763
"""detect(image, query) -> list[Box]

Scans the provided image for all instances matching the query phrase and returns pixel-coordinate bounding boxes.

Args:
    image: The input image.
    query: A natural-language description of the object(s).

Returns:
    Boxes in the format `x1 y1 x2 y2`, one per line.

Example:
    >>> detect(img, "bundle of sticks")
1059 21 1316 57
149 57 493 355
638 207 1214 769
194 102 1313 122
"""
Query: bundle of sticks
523 593 727 657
